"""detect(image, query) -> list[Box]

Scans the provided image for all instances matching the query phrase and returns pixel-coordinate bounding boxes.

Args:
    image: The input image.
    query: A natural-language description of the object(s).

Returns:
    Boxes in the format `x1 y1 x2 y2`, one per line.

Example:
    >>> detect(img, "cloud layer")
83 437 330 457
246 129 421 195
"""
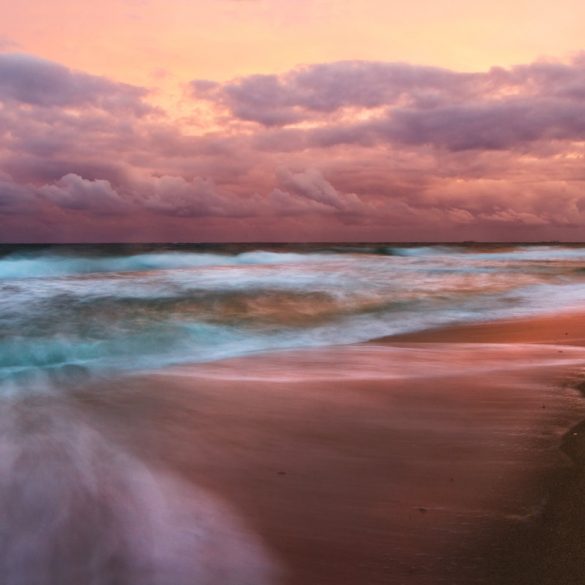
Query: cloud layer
2 52 585 241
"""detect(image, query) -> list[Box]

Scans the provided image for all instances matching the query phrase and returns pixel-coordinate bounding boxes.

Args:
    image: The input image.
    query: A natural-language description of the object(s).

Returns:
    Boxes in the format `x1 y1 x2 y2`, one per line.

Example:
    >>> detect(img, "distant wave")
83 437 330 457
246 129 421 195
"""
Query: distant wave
0 250 339 279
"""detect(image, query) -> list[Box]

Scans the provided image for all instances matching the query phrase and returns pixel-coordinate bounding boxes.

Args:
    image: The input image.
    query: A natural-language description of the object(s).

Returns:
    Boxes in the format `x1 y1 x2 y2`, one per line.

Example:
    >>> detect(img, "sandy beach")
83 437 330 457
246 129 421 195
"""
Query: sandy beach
384 311 585 347
56 310 585 585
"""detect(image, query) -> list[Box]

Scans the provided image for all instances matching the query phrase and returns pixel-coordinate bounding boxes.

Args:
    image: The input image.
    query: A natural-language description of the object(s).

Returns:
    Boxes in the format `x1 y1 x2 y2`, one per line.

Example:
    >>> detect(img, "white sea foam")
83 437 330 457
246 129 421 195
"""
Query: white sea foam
0 250 334 279
1 245 585 388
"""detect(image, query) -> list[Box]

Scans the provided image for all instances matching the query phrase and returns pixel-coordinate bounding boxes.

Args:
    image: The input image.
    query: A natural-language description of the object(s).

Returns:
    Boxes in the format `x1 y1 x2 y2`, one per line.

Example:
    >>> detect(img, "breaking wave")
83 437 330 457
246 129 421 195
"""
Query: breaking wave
1 243 585 389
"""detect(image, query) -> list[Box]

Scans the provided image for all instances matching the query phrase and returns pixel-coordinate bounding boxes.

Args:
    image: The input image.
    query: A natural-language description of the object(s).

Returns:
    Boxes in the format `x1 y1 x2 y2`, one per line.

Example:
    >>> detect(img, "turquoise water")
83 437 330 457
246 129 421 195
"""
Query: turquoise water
2 243 585 389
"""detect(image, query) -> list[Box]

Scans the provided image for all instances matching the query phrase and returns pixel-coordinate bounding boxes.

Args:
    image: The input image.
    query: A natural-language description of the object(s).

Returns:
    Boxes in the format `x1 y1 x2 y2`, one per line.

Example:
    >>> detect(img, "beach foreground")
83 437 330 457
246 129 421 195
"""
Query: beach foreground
5 245 585 584
27 311 582 585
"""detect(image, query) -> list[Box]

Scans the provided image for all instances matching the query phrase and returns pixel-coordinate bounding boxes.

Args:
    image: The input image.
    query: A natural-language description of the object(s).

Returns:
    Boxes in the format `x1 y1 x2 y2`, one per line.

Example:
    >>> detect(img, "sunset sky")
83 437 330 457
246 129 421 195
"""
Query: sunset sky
1 0 585 241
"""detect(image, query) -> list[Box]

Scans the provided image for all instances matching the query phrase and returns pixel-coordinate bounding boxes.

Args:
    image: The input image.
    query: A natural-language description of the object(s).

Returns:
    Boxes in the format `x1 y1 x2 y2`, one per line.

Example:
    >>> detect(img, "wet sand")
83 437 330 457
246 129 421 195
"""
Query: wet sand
383 310 585 346
64 312 585 585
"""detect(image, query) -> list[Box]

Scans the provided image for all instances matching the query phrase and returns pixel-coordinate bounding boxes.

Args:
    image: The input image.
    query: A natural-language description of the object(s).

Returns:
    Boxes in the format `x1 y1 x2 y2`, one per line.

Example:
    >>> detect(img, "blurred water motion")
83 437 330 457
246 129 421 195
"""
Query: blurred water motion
2 243 585 387
0 399 279 585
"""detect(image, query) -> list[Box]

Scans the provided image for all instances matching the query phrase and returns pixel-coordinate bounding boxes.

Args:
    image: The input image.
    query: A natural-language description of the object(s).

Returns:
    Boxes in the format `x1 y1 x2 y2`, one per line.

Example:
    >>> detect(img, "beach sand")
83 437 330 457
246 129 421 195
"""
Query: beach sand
383 310 585 346
60 310 585 584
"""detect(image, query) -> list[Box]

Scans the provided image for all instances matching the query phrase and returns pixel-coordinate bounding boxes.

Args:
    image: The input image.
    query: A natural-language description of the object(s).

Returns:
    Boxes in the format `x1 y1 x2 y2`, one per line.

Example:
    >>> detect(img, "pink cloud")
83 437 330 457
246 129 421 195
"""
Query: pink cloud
39 174 129 215
2 52 585 241
0 53 153 114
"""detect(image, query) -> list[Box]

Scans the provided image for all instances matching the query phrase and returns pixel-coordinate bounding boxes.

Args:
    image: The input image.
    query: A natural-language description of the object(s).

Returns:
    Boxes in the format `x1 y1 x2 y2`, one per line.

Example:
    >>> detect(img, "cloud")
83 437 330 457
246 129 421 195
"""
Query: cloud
0 53 152 115
140 175 242 217
191 61 473 126
190 55 585 152
39 174 129 215
3 52 585 241
0 177 38 214
373 98 585 151
139 171 365 218
276 168 365 213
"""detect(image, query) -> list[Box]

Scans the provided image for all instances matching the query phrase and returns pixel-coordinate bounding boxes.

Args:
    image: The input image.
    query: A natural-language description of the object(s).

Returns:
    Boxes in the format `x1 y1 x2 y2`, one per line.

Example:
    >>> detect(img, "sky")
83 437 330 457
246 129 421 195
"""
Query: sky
1 0 585 242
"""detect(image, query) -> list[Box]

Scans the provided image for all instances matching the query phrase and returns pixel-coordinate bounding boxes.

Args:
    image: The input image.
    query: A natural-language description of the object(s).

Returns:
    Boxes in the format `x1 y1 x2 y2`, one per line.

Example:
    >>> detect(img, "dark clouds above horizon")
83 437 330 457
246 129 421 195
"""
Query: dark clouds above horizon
1 51 585 242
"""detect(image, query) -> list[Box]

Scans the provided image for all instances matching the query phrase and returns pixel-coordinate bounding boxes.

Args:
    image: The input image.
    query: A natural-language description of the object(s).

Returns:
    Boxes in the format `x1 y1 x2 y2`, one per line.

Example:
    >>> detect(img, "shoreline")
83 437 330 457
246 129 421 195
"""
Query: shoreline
68 310 585 584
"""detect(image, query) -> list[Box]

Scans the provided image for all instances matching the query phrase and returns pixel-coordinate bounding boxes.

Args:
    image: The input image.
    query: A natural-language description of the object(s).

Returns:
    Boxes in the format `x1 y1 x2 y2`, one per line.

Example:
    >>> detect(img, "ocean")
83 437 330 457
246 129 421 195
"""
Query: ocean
1 243 585 390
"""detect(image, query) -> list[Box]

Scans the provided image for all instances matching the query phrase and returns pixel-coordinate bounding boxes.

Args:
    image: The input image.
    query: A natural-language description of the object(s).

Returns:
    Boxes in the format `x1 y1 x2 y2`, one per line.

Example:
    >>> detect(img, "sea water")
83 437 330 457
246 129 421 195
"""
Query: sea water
1 243 585 389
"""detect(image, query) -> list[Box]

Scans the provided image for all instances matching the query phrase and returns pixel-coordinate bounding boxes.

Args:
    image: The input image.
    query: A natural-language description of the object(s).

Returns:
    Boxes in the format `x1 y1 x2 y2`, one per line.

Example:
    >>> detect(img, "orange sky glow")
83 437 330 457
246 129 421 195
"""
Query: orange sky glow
1 0 585 241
